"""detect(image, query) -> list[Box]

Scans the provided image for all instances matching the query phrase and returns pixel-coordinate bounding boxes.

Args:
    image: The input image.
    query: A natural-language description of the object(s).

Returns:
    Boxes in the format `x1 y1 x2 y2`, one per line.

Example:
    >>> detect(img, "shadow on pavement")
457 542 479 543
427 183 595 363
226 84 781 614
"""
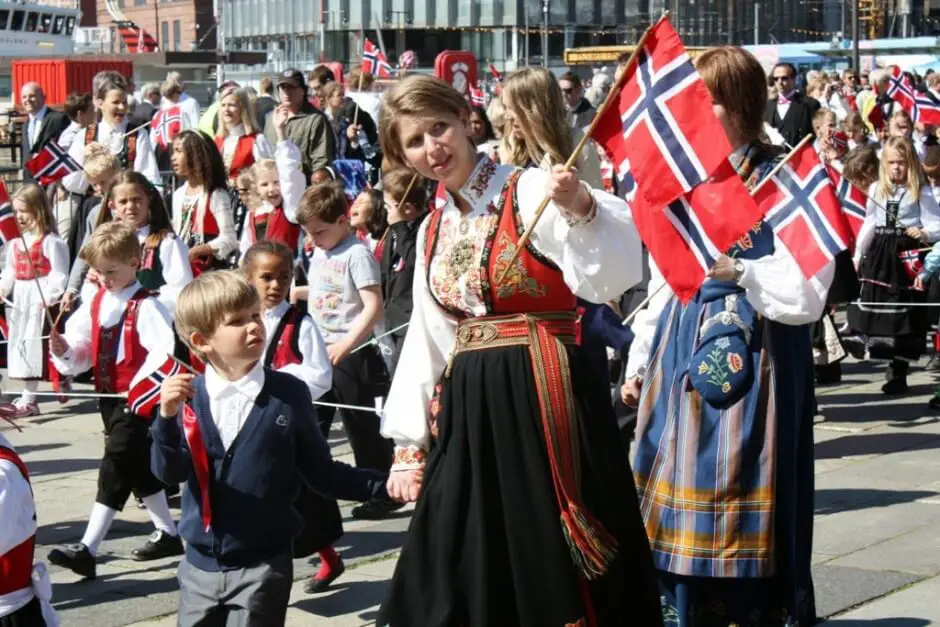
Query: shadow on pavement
292 578 388 619
37 518 154 547
27 457 100 477
13 442 70 455
333 527 410 562
815 488 939 516
815 432 940 459
50 567 179 611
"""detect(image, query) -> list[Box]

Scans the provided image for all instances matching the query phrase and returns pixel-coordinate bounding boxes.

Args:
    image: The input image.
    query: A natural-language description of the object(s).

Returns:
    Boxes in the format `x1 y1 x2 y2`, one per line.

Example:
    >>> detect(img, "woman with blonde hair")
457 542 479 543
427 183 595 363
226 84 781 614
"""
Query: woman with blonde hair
625 45 831 626
499 67 603 188
376 73 661 626
214 85 274 182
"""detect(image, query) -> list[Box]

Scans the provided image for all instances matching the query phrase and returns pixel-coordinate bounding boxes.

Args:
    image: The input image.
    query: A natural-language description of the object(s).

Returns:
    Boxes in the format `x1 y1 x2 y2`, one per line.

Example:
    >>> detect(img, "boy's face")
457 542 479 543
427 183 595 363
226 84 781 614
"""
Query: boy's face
256 168 282 206
88 170 117 197
195 303 266 369
93 256 140 292
303 216 349 251
246 252 291 310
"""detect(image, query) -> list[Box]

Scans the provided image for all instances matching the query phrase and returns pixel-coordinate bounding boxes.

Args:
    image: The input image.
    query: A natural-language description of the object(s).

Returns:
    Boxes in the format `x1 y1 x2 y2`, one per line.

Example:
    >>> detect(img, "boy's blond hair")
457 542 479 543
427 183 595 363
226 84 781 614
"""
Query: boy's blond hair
80 222 141 267
84 142 121 179
175 270 259 358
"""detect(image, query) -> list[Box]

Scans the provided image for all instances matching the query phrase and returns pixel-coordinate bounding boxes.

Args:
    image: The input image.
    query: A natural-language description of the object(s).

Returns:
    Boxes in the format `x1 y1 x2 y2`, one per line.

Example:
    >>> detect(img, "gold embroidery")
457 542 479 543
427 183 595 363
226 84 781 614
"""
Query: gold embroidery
492 232 547 299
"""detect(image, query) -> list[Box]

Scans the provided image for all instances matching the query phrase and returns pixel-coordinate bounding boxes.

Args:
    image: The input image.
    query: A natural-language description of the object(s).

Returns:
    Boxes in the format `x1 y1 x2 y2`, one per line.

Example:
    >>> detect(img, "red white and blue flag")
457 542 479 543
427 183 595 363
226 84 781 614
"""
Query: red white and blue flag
826 165 867 251
592 18 733 214
25 142 81 185
899 249 924 281
755 143 853 279
633 161 763 302
0 181 18 247
127 356 182 418
151 106 182 149
362 39 393 78
886 66 940 126
469 83 486 107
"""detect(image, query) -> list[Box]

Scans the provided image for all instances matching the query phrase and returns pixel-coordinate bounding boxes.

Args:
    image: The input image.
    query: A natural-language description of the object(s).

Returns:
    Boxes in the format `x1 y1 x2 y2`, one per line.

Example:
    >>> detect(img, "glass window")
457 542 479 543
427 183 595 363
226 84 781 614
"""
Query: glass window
173 19 181 51
161 20 168 49
38 13 51 32
0 9 9 29
135 0 146 5
65 16 74 35
24 12 38 32
52 15 64 34
10 10 24 31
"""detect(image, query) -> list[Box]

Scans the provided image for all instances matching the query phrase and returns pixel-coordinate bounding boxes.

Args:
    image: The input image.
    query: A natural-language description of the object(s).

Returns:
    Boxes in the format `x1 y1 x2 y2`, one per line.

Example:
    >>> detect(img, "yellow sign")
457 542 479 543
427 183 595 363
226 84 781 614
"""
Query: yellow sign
564 45 711 66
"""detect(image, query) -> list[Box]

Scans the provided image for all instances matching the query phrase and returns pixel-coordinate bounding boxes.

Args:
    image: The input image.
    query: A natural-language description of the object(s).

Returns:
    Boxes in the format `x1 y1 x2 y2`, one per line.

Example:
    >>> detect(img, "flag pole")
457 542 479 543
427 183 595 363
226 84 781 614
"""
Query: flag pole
620 132 815 327
122 119 152 139
352 71 365 127
494 12 669 287
11 221 58 330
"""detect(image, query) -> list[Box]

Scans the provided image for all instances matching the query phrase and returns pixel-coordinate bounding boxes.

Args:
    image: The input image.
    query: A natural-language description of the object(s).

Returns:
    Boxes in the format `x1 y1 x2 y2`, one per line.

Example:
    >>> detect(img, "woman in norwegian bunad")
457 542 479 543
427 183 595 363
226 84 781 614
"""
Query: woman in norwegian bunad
375 73 662 627
215 85 274 238
622 47 832 626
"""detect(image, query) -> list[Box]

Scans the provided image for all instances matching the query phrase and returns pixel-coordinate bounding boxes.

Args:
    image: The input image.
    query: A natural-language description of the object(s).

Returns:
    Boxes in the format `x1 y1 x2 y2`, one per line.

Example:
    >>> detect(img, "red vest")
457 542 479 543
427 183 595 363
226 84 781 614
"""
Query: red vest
90 287 151 393
215 133 257 179
0 447 35 596
13 235 51 281
423 170 576 317
188 193 221 277
264 305 304 369
250 207 300 254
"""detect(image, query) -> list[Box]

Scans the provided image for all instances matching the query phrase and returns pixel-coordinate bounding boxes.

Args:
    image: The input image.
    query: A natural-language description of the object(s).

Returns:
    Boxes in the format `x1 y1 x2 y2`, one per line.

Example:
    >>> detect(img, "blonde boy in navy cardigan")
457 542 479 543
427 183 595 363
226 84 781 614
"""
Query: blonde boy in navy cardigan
152 271 388 626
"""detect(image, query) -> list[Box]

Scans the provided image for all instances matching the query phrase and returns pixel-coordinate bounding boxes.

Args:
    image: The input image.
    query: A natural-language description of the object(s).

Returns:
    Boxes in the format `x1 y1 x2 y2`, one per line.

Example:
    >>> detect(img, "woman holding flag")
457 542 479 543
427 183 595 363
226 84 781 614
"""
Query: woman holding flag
375 73 662 626
624 46 832 626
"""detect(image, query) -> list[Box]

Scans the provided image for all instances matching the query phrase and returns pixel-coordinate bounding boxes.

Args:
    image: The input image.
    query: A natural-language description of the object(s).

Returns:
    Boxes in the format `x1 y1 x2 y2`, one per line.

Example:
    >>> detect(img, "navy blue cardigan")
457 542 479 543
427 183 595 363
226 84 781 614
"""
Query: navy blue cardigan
151 368 387 571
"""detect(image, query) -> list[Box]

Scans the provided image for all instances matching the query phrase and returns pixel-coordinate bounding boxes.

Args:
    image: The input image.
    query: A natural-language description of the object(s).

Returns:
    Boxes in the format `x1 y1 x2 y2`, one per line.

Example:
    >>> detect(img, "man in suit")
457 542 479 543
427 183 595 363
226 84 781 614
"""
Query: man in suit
764 63 820 147
20 82 71 174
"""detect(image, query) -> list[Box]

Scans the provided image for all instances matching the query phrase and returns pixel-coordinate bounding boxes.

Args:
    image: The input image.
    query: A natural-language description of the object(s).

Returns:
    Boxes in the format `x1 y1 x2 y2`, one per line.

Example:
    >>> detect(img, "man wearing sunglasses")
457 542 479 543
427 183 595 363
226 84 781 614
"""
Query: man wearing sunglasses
764 62 820 147
559 71 596 130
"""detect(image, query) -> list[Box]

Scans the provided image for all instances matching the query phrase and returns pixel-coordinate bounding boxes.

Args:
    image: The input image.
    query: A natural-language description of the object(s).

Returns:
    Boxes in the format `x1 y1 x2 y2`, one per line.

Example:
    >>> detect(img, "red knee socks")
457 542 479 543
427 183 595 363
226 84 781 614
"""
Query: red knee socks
315 545 340 580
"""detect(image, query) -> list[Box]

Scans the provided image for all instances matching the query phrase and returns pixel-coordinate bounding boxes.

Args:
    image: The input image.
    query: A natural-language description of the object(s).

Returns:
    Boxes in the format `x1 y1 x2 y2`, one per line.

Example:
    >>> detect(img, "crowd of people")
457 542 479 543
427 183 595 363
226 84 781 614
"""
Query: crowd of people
1 45 937 627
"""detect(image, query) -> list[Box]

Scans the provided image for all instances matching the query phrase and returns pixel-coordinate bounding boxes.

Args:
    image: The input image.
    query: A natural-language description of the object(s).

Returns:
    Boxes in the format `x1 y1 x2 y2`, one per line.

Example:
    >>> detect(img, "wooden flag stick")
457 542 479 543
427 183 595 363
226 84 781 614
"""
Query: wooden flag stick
122 119 152 139
11 222 57 330
352 71 366 127
620 132 816 326
494 12 669 287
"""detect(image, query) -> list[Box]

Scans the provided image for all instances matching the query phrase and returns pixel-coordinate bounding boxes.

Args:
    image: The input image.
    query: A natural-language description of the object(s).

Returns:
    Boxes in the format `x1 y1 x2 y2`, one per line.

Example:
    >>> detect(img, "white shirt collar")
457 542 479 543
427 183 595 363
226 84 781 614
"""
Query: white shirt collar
137 225 151 239
205 360 265 400
98 118 127 136
265 301 289 320
28 105 48 122
229 123 246 138
112 280 144 301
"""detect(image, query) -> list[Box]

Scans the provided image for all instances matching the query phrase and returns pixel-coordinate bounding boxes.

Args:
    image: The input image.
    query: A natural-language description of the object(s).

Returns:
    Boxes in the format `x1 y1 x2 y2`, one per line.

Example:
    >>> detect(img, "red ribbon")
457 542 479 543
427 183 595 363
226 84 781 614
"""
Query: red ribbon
181 404 212 532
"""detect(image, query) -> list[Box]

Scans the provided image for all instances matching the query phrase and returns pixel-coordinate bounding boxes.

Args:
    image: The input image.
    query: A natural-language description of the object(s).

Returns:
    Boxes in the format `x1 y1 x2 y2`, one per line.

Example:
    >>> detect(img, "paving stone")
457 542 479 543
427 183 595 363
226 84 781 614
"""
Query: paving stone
830 574 940 623
813 564 924 618
829 524 940 577
814 500 940 557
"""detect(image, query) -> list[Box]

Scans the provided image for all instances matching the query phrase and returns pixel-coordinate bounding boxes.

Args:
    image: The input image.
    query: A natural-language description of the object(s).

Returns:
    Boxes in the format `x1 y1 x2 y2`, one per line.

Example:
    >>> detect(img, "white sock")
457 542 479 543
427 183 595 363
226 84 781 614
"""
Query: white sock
141 492 178 536
19 380 38 406
81 502 118 555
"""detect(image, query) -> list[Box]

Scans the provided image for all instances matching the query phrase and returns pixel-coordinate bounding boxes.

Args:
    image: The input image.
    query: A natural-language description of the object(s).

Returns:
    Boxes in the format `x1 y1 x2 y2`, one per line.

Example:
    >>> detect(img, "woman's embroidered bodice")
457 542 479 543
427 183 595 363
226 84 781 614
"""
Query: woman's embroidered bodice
424 157 576 318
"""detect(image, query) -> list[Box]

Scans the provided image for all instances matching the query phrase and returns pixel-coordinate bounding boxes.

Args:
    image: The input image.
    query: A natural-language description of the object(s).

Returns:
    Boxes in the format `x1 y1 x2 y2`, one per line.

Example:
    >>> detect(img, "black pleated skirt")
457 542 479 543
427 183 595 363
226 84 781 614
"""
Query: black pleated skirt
376 343 663 627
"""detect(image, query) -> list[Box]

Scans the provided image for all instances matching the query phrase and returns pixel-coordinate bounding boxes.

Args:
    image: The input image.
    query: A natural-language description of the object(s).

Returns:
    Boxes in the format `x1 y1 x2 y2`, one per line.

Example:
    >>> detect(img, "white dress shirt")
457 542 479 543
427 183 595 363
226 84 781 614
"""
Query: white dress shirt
172 184 238 260
26 106 48 147
136 225 194 314
262 301 332 400
52 281 175 388
220 123 274 172
237 139 305 257
62 118 162 194
204 360 265 451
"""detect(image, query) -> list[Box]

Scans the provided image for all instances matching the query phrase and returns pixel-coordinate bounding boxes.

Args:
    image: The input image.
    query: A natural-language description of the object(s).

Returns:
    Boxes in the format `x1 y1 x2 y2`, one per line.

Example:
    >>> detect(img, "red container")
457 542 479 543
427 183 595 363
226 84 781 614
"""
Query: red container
12 59 134 108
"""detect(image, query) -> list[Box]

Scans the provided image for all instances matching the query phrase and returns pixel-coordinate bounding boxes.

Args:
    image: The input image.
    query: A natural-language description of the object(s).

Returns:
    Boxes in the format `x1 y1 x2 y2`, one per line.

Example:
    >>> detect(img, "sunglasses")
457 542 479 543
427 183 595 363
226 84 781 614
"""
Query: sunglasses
772 76 792 82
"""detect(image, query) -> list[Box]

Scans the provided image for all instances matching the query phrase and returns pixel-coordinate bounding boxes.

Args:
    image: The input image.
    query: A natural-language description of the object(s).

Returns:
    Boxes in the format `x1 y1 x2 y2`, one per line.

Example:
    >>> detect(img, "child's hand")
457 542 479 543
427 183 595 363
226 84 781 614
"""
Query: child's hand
620 376 643 408
905 226 927 243
327 340 352 365
915 276 927 291
273 105 290 140
387 469 422 503
60 291 76 312
49 328 69 357
86 268 101 285
346 123 361 141
160 373 195 418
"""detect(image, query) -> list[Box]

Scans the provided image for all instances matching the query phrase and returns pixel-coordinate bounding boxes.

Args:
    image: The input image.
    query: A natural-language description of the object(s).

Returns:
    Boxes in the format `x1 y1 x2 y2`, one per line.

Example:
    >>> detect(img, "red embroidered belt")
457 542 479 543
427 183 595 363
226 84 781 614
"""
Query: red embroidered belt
453 312 618 580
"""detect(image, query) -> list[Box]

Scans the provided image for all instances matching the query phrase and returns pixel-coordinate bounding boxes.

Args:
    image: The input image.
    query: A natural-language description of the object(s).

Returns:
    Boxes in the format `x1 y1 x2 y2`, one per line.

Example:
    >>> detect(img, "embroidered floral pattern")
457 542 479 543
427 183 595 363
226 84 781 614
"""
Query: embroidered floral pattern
699 346 731 391
393 446 427 468
462 157 498 203
491 232 548 299
727 352 744 373
428 383 443 439
428 212 500 317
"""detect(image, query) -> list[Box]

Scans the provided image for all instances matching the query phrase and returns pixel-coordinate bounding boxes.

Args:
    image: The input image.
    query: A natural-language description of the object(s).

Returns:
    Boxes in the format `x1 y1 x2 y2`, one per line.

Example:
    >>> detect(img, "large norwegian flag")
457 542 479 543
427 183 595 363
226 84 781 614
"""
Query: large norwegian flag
362 39 393 78
634 161 764 302
127 356 183 418
755 144 853 279
886 66 940 126
25 142 81 185
0 181 19 247
592 18 733 214
825 164 867 251
151 106 182 149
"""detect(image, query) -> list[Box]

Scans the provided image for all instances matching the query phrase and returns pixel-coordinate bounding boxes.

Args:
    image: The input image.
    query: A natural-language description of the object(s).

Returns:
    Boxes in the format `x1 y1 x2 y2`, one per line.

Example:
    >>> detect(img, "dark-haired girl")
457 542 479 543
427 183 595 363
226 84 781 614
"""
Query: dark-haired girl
170 130 237 275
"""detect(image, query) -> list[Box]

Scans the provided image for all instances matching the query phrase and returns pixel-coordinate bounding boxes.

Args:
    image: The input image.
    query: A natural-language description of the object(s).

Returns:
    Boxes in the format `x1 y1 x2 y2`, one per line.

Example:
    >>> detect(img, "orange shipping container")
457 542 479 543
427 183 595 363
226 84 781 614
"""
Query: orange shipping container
12 59 134 108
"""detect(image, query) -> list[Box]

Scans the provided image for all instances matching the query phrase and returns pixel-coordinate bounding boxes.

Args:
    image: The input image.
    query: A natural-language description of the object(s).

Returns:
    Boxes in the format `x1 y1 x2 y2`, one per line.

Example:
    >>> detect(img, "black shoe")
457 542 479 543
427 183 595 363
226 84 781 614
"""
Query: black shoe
841 335 867 360
929 395 940 410
303 557 346 594
47 543 96 579
881 378 909 395
927 354 940 372
131 530 184 561
350 497 405 520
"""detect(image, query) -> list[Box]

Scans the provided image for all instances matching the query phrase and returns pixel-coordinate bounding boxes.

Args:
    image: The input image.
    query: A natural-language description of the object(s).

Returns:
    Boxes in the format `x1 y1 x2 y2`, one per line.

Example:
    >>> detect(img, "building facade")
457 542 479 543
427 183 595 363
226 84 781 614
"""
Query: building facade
81 0 215 54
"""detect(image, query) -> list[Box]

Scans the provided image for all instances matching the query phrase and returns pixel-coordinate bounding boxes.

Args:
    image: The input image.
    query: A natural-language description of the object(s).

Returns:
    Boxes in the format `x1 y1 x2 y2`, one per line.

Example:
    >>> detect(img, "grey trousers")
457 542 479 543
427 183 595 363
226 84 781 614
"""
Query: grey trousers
177 552 293 627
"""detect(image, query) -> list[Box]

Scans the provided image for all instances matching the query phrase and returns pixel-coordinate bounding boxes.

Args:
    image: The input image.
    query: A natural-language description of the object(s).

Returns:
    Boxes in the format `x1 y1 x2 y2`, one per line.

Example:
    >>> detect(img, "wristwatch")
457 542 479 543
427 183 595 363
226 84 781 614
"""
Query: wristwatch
732 259 746 283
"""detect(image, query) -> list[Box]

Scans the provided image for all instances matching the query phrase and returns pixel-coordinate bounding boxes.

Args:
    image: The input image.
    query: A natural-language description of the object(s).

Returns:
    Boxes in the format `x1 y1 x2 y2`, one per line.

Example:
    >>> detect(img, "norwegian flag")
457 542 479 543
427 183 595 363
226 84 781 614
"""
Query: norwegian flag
825 165 868 249
127 356 182 418
899 249 924 281
25 141 81 185
488 62 502 82
755 143 853 279
151 106 183 149
469 83 486 107
886 66 940 126
592 19 733 214
0 181 19 247
362 39 393 78
633 161 764 302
